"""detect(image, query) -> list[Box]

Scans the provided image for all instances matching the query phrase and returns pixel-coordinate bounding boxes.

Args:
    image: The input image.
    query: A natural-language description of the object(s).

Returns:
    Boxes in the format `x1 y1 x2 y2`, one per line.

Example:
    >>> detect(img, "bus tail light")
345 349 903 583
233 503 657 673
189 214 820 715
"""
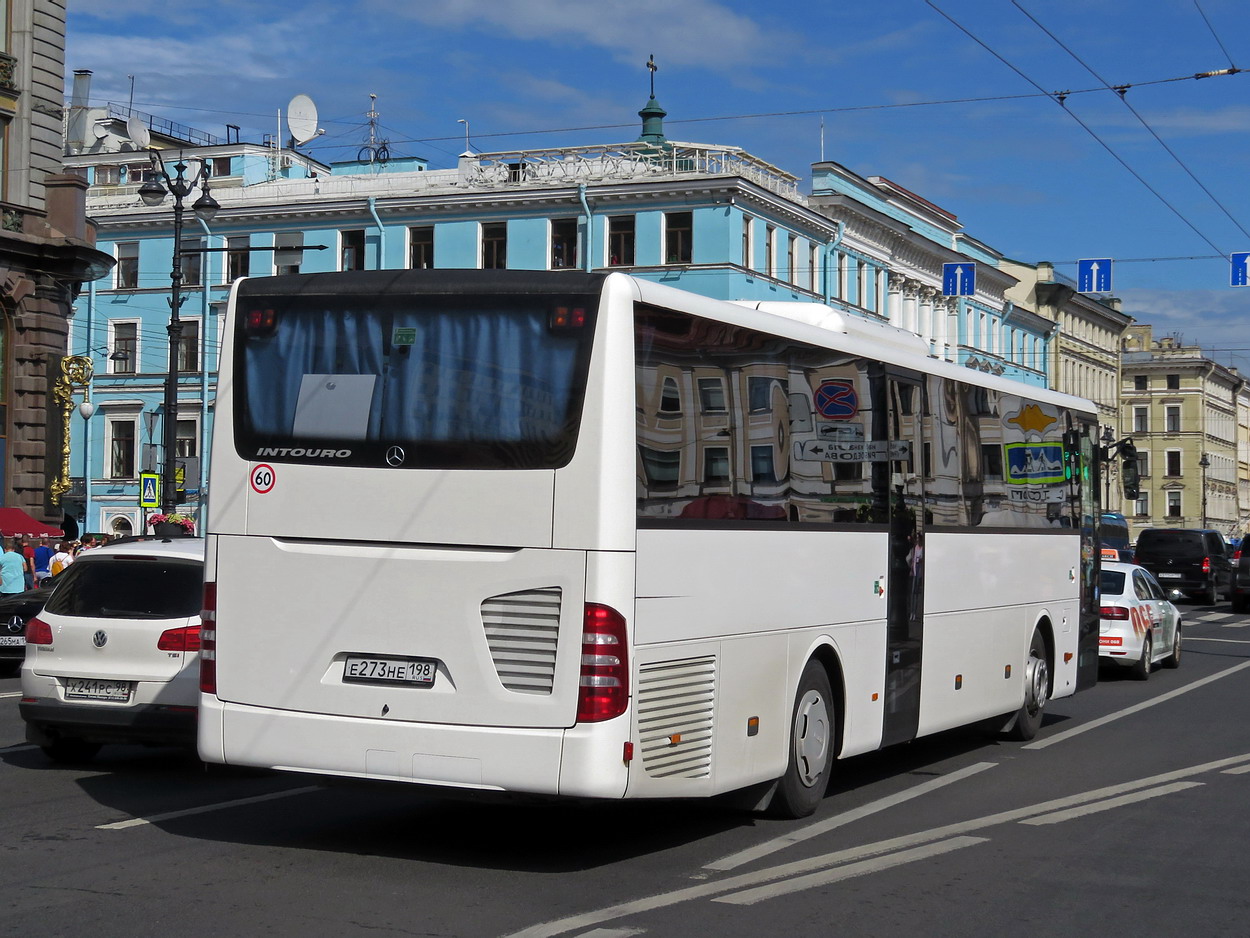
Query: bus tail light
576 603 628 723
200 581 217 694
1100 605 1131 620
158 625 201 652
26 616 53 645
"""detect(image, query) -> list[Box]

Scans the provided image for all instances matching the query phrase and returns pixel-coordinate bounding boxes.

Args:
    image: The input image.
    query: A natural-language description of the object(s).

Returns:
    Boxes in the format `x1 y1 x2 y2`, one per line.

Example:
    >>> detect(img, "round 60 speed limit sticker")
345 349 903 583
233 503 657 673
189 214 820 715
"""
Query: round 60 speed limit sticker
250 463 276 494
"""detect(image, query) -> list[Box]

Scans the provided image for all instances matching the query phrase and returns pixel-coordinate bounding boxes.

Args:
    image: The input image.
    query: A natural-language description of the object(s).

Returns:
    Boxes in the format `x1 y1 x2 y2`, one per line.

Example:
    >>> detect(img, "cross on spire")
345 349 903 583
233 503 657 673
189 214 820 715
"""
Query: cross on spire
646 54 657 97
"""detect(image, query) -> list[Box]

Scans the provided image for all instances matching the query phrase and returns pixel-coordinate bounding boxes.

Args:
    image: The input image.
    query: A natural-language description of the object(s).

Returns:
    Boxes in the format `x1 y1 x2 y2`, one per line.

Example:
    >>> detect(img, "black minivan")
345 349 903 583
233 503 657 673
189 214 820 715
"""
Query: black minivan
1133 528 1233 605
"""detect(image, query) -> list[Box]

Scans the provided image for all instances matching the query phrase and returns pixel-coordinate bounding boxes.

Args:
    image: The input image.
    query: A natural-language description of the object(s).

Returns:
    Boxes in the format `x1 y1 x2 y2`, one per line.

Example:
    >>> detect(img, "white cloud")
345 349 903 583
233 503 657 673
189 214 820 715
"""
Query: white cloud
1120 286 1250 365
367 0 805 73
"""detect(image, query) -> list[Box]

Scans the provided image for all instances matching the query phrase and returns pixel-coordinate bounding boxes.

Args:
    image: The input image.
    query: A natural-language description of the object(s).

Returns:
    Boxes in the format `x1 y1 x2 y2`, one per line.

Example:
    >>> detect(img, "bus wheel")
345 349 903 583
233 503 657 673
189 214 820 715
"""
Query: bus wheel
768 660 833 819
1004 629 1049 741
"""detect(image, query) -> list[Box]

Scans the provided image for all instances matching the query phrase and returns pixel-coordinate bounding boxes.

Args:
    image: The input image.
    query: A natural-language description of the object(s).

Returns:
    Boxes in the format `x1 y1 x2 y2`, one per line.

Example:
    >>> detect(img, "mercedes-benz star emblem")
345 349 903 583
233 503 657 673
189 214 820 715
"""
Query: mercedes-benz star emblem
3 615 22 635
92 630 108 648
385 446 406 467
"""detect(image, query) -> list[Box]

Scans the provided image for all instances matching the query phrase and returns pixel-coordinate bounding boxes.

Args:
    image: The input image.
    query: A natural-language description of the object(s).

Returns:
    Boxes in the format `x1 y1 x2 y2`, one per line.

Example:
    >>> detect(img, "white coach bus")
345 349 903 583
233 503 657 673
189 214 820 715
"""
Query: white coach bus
199 269 1104 818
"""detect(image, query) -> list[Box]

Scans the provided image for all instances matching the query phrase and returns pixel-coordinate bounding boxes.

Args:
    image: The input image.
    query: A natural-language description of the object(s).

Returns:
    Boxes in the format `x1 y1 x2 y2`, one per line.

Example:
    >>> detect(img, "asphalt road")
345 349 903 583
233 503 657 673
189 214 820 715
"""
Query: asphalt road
4 601 1249 938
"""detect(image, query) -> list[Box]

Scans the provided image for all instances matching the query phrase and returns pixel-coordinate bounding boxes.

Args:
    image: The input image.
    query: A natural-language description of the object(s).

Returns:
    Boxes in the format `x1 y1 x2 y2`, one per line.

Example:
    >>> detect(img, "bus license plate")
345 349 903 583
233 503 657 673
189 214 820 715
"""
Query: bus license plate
65 678 132 701
343 655 437 687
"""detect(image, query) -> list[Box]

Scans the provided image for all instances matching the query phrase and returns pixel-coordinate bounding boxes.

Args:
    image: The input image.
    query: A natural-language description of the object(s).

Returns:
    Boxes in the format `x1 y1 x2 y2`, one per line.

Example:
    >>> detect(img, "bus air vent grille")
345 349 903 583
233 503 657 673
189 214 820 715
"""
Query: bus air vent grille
481 587 562 695
637 656 716 778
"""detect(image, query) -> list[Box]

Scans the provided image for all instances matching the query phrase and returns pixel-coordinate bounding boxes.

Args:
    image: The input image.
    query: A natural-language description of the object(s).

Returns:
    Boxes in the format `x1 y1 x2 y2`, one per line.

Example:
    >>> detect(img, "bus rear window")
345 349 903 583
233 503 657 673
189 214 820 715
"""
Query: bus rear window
233 293 597 469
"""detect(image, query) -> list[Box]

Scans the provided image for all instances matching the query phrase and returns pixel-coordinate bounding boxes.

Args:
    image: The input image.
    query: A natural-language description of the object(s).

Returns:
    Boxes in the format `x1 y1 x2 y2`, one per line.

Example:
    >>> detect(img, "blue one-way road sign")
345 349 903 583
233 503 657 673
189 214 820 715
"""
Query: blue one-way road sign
1078 258 1113 293
1231 252 1250 287
942 262 976 297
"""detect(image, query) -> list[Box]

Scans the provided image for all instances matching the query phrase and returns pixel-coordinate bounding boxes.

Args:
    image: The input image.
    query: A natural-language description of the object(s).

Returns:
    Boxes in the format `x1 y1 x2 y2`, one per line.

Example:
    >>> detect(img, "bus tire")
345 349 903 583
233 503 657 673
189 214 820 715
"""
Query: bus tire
768 659 834 819
1004 629 1049 742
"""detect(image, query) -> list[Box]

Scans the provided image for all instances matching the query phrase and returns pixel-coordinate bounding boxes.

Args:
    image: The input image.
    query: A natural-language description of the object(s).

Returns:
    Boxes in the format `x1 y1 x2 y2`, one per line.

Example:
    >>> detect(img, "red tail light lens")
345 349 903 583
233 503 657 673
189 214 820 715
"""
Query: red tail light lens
244 307 277 337
199 581 217 694
157 624 201 652
1235 550 1243 562
26 616 53 645
1203 557 1211 573
1100 605 1131 620
576 603 629 723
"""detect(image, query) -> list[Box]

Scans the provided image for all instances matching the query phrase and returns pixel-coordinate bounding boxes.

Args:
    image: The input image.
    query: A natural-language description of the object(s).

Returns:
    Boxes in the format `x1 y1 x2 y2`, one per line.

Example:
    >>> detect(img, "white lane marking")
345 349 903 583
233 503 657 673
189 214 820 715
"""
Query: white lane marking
1019 781 1203 826
0 742 35 752
713 836 989 906
1222 764 1250 775
577 930 646 938
0 691 23 698
96 786 320 830
1202 613 1235 621
1024 659 1250 750
504 752 1250 938
704 761 997 872
1186 636 1250 643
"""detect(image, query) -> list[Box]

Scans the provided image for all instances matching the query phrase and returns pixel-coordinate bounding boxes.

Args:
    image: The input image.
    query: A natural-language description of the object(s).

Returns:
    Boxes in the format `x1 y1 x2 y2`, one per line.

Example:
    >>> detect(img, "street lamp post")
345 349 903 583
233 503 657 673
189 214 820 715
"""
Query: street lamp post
138 153 219 515
1199 452 1210 529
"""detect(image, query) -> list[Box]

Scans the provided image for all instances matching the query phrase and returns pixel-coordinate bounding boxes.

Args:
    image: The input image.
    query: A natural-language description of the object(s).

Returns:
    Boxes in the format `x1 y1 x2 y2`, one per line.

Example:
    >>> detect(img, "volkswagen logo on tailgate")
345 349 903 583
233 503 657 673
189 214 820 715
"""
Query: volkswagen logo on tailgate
385 445 406 467
92 630 108 648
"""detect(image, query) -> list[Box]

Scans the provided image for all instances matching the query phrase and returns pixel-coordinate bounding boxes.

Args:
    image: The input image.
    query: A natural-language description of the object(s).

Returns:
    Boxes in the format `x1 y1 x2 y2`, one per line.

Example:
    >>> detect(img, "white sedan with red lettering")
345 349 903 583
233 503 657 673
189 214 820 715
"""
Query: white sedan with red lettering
1099 561 1182 680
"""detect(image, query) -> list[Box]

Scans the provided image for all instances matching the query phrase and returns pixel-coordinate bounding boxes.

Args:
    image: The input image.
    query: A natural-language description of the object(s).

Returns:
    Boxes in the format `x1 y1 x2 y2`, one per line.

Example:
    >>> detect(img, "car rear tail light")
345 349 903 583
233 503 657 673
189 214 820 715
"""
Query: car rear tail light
200 581 217 694
576 603 629 723
1235 549 1242 562
26 616 53 645
1203 556 1212 574
157 625 201 652
1100 605 1131 620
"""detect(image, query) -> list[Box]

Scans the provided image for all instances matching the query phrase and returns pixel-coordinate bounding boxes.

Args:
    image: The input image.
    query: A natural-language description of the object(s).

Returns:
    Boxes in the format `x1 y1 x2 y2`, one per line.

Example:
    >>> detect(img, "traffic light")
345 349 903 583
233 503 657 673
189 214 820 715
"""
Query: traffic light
1120 440 1139 501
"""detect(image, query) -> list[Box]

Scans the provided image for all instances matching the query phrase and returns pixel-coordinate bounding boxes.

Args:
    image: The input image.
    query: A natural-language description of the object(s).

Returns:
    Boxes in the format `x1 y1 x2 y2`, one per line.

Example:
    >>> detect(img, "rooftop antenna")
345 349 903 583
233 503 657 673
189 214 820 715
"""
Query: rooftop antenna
457 118 471 155
358 93 390 166
127 74 135 113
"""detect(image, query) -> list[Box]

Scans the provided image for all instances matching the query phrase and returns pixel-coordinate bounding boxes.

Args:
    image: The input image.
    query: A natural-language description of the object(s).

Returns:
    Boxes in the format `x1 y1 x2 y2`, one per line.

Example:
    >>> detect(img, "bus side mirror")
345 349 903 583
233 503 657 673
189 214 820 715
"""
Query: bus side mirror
1120 441 1139 501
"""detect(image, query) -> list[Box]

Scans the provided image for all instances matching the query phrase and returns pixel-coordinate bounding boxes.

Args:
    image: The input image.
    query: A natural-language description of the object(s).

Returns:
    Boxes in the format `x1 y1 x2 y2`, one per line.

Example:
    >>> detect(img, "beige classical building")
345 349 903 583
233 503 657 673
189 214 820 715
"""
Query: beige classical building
1119 325 1240 538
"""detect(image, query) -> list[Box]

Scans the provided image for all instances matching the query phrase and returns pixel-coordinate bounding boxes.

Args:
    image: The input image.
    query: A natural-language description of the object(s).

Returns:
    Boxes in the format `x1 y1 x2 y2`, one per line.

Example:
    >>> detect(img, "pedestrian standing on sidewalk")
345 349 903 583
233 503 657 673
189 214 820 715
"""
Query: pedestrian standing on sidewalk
1 539 28 594
33 537 54 585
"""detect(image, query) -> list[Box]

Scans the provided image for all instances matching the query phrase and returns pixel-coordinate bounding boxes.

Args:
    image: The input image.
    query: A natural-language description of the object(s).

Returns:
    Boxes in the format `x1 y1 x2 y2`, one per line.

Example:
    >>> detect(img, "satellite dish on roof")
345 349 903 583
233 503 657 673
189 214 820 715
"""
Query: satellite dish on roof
287 94 319 146
126 115 150 149
92 122 111 140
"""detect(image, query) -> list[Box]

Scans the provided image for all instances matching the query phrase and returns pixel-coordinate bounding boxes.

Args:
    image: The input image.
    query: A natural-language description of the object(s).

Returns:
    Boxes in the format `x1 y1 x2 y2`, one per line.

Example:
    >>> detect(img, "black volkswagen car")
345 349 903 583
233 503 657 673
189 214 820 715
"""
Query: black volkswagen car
1134 528 1233 605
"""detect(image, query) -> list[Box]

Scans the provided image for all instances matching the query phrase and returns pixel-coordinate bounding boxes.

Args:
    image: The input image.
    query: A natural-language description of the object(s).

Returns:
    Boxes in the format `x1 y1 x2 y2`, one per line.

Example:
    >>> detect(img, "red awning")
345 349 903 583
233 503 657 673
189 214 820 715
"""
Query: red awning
0 507 64 538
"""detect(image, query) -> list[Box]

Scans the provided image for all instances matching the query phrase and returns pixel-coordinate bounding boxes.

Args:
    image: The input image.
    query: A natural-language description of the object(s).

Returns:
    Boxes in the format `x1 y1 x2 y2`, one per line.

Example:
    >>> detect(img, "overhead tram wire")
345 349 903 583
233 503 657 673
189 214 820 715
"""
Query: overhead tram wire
92 64 1246 160
1012 0 1250 243
926 0 1229 259
1194 0 1238 71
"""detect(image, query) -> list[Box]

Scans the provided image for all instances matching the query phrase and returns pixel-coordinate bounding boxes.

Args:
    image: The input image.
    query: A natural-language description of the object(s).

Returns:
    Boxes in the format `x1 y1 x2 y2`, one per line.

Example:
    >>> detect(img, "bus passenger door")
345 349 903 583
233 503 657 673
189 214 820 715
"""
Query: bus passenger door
879 373 926 748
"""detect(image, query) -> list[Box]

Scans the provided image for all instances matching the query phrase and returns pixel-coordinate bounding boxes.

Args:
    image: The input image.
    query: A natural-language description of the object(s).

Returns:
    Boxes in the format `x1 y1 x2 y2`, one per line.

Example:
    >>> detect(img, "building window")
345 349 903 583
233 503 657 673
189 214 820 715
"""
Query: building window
810 244 820 292
1134 492 1149 517
482 222 507 269
111 322 137 374
788 237 799 284
704 447 730 486
340 229 366 271
1167 491 1182 518
550 218 578 269
177 320 199 373
742 216 753 269
108 418 137 479
1166 373 1180 390
697 377 726 413
175 419 197 459
226 236 250 282
659 376 681 414
1134 374 1148 391
95 164 120 186
639 446 679 490
751 445 777 484
765 226 776 278
1136 451 1150 479
116 242 139 289
981 444 1004 478
211 156 232 177
181 237 204 287
1165 405 1181 433
274 231 303 276
1133 406 1149 433
608 216 635 267
664 212 692 265
1166 450 1181 477
748 376 784 413
857 259 867 307
409 226 434 269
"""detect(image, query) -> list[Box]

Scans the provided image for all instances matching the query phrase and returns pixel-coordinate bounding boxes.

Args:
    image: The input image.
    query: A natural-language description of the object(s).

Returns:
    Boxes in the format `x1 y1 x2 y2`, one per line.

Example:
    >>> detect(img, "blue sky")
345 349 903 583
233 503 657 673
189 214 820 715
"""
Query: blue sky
67 0 1250 369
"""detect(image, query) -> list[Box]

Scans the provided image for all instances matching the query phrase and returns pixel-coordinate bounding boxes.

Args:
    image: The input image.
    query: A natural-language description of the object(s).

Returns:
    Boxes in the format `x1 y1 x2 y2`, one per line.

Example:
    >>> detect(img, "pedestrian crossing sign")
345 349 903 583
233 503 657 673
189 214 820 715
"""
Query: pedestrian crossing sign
139 472 160 508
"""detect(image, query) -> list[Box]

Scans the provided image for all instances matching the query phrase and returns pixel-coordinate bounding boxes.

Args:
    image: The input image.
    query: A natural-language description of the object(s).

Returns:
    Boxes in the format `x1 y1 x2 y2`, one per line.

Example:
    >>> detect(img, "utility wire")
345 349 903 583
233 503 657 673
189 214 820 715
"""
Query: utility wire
1194 0 1238 70
926 0 1228 258
1013 0 1250 243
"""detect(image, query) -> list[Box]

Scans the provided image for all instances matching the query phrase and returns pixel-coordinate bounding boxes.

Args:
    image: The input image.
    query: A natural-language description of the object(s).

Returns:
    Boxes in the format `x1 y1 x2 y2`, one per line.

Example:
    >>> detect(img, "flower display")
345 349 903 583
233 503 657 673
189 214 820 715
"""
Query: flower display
147 513 196 534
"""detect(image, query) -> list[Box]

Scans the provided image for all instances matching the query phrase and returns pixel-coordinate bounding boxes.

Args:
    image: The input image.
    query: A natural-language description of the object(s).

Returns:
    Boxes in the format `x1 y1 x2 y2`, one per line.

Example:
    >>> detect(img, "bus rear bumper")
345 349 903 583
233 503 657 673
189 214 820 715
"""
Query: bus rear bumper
199 696 628 799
